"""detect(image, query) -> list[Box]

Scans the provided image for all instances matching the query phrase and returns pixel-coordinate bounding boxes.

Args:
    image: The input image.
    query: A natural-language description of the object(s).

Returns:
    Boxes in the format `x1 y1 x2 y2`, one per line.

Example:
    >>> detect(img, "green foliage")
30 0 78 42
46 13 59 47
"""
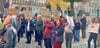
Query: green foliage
63 0 83 2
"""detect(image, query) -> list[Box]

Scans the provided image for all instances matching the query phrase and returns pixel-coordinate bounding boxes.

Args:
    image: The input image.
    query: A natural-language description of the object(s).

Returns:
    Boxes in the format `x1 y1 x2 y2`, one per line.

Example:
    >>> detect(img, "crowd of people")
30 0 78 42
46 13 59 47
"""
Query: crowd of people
0 0 100 48
0 10 100 48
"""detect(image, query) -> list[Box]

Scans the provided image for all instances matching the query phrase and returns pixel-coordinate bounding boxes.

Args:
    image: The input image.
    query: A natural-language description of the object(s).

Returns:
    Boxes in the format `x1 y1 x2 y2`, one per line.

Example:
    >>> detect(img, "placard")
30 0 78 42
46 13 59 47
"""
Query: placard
87 23 99 33
66 16 75 26
8 8 17 15
40 7 50 17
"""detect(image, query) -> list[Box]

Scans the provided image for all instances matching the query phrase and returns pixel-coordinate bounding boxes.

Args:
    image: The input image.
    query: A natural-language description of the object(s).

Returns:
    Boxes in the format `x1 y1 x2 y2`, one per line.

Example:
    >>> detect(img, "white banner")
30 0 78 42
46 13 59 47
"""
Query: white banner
87 23 99 33
66 16 75 27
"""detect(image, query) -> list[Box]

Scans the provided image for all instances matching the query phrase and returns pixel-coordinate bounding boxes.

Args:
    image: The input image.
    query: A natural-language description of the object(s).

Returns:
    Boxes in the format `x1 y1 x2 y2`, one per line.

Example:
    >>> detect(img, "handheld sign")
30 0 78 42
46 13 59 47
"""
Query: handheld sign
87 23 99 33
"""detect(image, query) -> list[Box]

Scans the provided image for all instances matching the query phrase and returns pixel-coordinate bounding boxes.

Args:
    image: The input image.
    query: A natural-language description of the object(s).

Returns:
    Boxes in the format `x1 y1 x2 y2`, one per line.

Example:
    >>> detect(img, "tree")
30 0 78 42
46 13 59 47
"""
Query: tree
63 0 83 17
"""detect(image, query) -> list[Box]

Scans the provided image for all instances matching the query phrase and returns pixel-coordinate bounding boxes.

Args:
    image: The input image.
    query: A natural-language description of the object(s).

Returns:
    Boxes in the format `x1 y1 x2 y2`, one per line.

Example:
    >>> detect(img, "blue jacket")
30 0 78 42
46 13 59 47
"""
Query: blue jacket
54 25 64 42
75 22 80 30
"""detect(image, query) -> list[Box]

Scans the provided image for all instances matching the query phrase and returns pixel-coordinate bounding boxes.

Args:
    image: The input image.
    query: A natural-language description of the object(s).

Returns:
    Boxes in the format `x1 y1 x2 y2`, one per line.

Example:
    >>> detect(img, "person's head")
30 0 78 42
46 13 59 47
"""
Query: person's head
95 18 99 23
7 13 12 17
71 16 74 19
56 19 63 26
6 0 8 3
46 19 51 23
20 16 23 19
82 14 85 18
37 15 42 21
35 14 37 17
76 19 79 23
27 18 31 22
3 16 12 25
0 11 1 14
91 18 95 23
69 8 71 11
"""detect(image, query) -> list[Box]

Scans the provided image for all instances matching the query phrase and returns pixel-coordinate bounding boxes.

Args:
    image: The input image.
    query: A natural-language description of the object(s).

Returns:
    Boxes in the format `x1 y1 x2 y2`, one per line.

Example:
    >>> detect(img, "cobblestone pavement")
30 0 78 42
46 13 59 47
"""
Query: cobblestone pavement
15 33 100 48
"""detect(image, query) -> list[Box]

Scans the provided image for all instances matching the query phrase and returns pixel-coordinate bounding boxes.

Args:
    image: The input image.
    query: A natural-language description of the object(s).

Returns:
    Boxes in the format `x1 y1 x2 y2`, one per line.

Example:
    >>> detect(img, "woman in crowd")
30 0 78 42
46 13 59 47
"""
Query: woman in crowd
95 18 100 47
43 19 55 48
65 19 73 48
53 19 64 48
35 15 44 48
74 19 80 42
88 18 98 48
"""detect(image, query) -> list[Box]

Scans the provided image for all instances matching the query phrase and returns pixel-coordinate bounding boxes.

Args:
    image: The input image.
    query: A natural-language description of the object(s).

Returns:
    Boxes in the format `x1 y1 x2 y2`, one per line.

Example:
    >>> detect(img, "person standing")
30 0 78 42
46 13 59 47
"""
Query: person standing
53 19 64 48
74 19 80 42
65 21 73 48
71 16 76 42
20 16 26 37
4 0 9 15
88 18 98 48
0 15 17 48
95 18 100 47
80 14 87 39
43 19 55 48
25 19 34 44
35 15 44 48
33 14 38 42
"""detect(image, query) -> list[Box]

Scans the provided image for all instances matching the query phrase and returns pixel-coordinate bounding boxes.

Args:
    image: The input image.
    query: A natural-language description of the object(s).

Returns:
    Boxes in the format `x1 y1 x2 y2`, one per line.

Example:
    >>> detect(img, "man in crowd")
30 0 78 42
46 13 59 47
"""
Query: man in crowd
4 0 9 15
80 14 87 39
0 13 17 48
35 15 44 48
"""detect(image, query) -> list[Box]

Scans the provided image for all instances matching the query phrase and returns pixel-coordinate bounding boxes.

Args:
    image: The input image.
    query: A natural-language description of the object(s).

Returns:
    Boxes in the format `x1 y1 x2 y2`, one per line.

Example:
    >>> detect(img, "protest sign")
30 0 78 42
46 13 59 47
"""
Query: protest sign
40 7 50 17
66 16 75 26
87 23 99 33
8 8 17 15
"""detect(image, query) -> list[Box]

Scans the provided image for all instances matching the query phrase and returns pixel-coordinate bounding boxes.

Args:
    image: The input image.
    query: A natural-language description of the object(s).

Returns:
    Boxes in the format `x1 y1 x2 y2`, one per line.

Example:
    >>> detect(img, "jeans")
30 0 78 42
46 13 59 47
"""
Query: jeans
37 31 43 46
98 33 100 46
81 29 86 38
21 27 25 37
73 30 75 41
65 33 73 48
44 38 52 48
88 33 97 48
51 34 55 47
4 8 8 15
35 30 38 41
17 28 21 42
26 31 32 43
74 30 80 42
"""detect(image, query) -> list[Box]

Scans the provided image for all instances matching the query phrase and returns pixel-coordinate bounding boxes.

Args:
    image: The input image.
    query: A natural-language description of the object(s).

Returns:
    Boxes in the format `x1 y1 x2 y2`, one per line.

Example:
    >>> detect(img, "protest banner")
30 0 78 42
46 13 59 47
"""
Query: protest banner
8 8 17 15
66 16 75 26
87 23 99 33
40 7 50 17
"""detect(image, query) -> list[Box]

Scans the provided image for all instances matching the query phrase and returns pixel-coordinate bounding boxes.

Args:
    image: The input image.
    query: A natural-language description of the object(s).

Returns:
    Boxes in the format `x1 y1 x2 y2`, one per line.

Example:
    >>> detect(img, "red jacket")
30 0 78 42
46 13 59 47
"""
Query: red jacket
44 22 55 38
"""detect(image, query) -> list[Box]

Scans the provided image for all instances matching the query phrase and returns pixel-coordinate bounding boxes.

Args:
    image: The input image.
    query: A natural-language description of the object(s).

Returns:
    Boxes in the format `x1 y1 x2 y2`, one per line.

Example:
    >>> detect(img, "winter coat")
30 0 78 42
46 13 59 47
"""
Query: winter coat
80 17 87 29
44 22 55 38
54 25 64 42
35 19 44 32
